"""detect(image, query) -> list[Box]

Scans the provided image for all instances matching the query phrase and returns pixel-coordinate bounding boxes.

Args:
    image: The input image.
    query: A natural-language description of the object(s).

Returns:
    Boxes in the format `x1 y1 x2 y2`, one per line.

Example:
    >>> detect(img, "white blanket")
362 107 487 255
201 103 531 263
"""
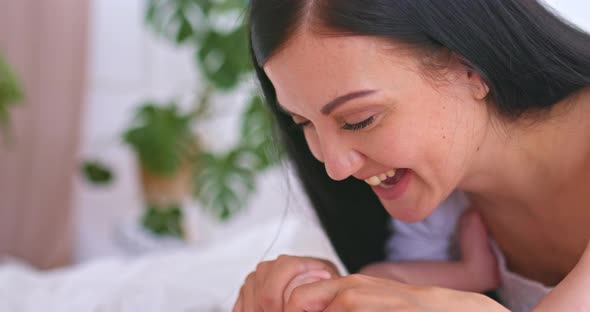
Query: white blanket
0 217 345 312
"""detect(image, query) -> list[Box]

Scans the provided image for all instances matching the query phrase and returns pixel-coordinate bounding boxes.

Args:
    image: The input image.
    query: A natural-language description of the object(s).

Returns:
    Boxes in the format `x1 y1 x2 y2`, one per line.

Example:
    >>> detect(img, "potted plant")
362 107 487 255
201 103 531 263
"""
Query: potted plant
123 102 200 238
82 0 281 240
144 0 282 219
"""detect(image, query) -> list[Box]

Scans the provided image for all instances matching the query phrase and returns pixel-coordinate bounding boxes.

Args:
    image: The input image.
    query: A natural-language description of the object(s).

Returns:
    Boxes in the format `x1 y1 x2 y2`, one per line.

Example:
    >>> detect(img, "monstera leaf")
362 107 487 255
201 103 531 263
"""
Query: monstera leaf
194 149 256 220
145 0 247 44
145 0 210 44
239 95 282 171
197 25 251 89
146 0 251 89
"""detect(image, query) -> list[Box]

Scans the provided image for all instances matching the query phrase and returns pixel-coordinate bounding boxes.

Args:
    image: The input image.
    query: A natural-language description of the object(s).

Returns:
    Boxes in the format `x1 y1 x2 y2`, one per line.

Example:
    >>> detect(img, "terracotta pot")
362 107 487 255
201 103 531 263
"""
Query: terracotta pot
139 162 194 208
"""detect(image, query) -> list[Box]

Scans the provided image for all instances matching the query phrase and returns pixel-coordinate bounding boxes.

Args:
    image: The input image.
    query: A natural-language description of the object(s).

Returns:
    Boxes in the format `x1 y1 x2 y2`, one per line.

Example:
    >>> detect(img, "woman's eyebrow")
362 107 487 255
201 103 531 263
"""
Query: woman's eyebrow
277 89 378 116
320 89 377 115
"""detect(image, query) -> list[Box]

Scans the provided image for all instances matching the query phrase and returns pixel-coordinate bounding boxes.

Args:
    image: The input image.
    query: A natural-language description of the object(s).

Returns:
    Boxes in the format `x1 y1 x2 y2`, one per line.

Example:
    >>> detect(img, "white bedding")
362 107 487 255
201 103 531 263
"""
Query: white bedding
0 217 345 312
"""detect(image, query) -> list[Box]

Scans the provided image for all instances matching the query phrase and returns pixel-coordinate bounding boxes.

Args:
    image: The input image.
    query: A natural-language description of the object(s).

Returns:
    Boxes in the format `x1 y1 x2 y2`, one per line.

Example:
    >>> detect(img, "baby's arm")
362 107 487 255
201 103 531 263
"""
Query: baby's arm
359 260 497 293
534 240 590 311
360 210 500 293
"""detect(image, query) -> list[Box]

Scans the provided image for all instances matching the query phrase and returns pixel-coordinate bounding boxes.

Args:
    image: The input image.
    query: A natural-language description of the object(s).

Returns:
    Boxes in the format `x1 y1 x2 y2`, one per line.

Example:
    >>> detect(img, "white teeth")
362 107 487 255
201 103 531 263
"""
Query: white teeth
365 176 382 186
364 169 397 186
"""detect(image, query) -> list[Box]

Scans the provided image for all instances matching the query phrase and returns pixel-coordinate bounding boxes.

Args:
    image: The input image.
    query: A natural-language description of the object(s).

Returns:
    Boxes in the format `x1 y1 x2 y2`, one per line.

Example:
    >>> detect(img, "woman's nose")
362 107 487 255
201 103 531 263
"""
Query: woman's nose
323 146 364 181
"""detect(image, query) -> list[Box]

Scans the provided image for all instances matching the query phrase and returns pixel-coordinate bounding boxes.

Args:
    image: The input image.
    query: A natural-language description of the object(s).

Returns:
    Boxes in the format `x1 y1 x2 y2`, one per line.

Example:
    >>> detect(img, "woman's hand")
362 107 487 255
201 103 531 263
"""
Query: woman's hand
285 273 509 312
232 255 341 312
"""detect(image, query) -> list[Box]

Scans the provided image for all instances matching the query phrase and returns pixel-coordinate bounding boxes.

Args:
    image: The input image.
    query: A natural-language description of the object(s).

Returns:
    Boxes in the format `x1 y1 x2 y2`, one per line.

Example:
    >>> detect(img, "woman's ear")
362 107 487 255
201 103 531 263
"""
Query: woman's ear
466 69 490 100
452 52 490 100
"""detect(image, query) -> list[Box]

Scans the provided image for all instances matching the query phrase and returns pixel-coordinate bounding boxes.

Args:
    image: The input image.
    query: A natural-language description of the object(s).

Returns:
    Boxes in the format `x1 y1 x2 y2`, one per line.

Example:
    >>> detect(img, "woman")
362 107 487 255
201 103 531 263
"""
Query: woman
236 0 590 311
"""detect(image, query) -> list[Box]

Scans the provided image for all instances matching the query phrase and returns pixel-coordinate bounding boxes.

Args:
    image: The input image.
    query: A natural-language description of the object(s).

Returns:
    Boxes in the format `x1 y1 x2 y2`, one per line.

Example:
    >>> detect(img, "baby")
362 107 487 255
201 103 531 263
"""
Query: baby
357 191 590 311
284 191 500 303
359 200 499 293
284 191 590 311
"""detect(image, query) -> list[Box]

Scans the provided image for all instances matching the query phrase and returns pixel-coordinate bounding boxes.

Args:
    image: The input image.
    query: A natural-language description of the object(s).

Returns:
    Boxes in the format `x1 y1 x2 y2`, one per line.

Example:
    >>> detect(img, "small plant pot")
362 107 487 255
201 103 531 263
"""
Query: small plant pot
138 162 194 239
139 163 193 205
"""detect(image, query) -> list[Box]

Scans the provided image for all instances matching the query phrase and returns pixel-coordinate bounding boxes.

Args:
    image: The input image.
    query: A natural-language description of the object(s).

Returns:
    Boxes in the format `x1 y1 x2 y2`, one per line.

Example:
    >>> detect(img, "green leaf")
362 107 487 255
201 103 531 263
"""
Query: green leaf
193 149 256 220
81 160 114 185
0 53 24 131
197 25 251 89
145 0 211 45
239 95 283 170
175 13 194 43
142 203 184 238
213 0 247 12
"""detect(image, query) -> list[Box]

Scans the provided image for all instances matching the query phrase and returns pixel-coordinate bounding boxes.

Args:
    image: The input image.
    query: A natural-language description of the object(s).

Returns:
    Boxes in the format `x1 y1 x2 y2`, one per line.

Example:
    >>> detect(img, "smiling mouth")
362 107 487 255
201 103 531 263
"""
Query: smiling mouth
363 168 408 188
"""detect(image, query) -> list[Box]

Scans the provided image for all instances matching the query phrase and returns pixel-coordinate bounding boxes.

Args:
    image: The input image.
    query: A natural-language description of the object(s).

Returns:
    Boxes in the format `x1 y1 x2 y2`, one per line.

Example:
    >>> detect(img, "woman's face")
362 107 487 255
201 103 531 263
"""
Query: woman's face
264 32 491 222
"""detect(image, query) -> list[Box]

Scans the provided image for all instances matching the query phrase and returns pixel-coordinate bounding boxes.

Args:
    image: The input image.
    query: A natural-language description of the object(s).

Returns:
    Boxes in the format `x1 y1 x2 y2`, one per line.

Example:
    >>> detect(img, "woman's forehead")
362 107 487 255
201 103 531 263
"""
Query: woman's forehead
264 35 396 107
264 33 380 77
263 33 409 111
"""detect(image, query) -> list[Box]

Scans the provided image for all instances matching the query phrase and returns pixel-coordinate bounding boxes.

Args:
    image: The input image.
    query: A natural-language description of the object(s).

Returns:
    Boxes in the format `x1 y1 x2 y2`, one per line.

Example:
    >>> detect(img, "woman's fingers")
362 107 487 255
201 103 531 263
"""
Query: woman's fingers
284 274 363 312
285 274 408 312
256 255 340 311
285 273 509 312
232 288 243 312
253 256 305 311
242 272 260 312
233 273 251 312
283 270 332 304
253 260 273 309
232 255 342 311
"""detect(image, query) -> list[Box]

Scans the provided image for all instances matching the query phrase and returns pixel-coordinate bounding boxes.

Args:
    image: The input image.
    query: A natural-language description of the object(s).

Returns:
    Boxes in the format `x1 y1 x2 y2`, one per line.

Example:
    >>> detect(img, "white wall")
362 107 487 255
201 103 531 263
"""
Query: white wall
75 0 193 261
75 0 590 262
543 0 590 31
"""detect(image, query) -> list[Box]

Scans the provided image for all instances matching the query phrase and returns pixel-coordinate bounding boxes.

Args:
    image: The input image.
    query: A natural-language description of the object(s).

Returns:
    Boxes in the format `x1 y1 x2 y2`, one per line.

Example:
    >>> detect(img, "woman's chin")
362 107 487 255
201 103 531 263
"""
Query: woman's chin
381 199 435 223
375 172 444 222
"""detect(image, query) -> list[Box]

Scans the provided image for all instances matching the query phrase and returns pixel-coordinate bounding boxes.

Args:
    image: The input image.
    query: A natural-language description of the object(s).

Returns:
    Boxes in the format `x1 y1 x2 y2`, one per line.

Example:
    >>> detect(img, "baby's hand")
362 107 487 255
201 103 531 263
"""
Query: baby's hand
458 210 501 290
283 269 332 304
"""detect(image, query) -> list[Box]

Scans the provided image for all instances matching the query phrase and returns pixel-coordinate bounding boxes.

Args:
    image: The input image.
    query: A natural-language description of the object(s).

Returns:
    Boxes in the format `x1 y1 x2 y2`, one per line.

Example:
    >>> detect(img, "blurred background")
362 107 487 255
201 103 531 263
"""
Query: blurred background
0 0 319 271
0 0 588 308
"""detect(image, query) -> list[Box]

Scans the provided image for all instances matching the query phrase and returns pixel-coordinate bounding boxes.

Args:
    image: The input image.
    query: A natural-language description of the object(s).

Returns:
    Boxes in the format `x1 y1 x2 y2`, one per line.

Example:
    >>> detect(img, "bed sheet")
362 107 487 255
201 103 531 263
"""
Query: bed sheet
0 216 345 312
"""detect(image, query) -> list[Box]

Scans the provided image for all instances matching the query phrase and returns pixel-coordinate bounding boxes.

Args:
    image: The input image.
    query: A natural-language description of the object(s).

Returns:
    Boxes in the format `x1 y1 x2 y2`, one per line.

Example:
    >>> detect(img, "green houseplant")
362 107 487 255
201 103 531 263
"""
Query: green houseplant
124 102 200 238
144 0 282 216
83 0 280 238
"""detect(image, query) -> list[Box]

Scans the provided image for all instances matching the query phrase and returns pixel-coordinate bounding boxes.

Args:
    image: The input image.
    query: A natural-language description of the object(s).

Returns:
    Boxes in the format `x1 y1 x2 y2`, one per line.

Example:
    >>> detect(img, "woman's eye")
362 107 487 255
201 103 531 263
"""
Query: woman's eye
294 120 311 129
342 116 375 131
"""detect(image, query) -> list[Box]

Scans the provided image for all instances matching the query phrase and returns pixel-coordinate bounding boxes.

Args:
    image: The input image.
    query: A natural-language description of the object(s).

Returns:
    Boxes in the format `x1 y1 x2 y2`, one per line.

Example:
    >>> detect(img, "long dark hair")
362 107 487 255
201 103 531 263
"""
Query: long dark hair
248 0 590 273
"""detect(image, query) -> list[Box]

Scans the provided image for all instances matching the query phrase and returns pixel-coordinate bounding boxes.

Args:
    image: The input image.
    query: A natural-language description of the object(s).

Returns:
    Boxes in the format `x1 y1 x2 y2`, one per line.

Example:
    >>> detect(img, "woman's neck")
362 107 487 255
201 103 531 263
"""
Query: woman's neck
460 87 590 213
